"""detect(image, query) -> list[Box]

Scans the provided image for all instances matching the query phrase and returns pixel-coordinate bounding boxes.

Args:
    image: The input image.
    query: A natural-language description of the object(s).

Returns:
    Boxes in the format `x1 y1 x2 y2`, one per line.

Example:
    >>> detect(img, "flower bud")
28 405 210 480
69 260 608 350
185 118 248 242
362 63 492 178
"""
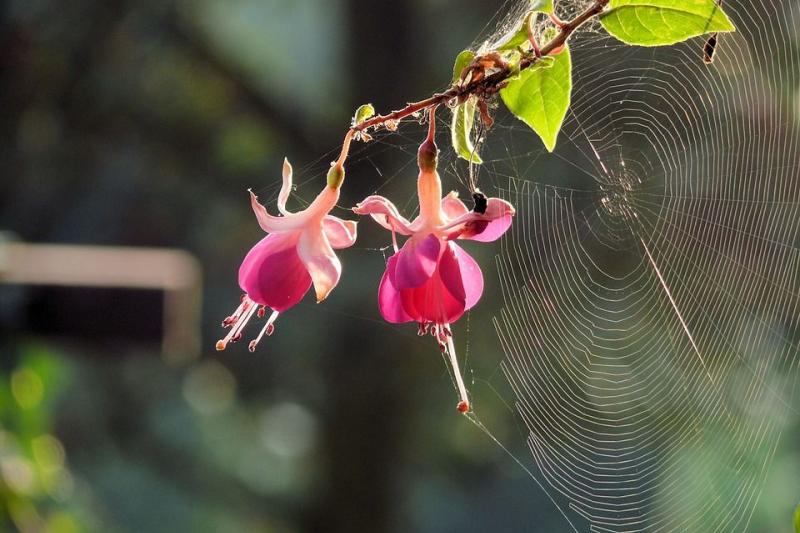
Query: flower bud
418 137 438 173
327 164 345 189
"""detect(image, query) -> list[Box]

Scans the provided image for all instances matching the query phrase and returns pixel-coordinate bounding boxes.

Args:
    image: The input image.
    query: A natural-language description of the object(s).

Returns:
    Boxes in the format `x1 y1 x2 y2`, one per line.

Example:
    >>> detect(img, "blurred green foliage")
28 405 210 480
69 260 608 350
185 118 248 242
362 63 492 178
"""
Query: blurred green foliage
795 502 800 533
0 346 90 532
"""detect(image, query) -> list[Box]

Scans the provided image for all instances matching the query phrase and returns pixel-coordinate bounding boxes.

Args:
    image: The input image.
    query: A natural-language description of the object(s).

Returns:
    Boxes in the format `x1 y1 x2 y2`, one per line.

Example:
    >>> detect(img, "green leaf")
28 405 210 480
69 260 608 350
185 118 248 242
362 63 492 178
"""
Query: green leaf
500 47 571 152
353 103 375 125
600 0 735 47
794 503 800 533
494 1 552 53
451 97 483 164
495 16 531 53
495 12 533 53
452 50 476 84
530 0 553 13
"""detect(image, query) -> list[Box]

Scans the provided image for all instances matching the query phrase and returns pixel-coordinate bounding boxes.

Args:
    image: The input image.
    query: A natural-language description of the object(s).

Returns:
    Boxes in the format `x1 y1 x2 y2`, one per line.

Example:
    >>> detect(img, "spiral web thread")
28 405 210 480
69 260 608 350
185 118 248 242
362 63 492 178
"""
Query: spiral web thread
486 0 800 531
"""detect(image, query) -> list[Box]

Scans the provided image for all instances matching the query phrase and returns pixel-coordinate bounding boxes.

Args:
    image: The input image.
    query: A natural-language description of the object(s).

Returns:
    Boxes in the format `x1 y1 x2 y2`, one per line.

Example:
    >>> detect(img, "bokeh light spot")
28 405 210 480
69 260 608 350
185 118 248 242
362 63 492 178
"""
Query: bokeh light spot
182 360 237 416
260 402 318 458
32 434 66 472
11 368 44 410
1 456 37 495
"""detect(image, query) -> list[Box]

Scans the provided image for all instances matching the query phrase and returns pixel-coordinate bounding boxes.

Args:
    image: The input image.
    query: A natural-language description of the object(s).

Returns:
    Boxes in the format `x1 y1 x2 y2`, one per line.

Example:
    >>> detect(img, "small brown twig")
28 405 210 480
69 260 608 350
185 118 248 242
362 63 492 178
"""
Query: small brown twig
349 0 609 137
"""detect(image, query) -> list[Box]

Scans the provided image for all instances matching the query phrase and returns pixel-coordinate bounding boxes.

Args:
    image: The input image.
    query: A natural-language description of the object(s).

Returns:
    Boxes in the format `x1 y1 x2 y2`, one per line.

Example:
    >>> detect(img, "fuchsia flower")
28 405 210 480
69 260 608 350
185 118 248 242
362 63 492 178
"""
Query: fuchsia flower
353 128 515 412
217 159 357 352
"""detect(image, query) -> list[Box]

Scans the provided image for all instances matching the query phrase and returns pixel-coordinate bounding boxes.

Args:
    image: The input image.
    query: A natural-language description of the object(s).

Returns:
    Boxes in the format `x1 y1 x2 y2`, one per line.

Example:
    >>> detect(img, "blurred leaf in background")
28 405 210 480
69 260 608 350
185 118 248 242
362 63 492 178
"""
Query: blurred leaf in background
0 345 93 532
794 502 800 533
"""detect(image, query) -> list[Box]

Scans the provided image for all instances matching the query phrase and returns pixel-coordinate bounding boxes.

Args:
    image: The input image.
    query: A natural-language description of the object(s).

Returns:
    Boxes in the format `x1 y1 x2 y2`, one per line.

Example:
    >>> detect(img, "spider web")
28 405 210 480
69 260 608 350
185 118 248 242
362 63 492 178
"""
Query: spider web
480 0 800 531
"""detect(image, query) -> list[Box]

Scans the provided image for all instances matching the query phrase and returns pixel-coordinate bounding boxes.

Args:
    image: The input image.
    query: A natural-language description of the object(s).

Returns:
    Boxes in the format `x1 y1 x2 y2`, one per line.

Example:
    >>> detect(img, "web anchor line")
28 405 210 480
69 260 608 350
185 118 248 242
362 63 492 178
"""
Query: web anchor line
639 238 716 385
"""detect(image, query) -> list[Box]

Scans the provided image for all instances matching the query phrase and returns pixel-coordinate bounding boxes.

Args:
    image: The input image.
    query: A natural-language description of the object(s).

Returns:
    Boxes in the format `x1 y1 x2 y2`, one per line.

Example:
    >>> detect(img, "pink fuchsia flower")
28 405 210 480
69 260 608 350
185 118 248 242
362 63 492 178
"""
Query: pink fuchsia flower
217 159 357 352
353 120 514 413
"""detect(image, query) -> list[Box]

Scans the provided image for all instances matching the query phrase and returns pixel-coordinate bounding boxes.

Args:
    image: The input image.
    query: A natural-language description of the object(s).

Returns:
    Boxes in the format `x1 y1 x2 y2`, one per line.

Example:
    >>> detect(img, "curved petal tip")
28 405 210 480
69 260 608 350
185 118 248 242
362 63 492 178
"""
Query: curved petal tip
278 158 294 215
323 216 358 249
297 229 342 304
352 195 414 235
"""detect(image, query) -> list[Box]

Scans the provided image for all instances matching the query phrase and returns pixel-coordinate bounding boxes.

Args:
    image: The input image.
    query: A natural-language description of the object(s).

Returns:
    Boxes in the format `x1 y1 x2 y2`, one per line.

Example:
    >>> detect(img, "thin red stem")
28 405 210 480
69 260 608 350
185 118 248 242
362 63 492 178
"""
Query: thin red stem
335 129 355 169
348 0 608 137
549 12 567 29
426 105 437 144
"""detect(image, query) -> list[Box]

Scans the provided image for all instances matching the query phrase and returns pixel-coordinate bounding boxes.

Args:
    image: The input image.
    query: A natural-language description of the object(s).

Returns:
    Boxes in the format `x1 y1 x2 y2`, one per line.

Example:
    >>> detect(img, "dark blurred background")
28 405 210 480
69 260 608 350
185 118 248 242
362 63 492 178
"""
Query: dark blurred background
0 1 560 532
1 1 799 532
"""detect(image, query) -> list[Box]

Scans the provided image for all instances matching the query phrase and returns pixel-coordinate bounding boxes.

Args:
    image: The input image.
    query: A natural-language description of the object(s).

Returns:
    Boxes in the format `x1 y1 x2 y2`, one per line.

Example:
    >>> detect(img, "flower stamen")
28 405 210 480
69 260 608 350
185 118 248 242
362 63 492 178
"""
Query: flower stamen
216 297 258 351
443 324 470 414
417 322 430 336
248 310 280 352
221 295 248 327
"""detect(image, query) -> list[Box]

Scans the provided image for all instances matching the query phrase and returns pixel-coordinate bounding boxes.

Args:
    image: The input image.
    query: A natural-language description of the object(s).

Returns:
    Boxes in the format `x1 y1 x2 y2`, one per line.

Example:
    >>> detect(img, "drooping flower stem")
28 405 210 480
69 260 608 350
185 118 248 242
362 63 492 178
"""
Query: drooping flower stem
425 106 437 145
335 129 355 171
328 129 356 189
417 105 439 175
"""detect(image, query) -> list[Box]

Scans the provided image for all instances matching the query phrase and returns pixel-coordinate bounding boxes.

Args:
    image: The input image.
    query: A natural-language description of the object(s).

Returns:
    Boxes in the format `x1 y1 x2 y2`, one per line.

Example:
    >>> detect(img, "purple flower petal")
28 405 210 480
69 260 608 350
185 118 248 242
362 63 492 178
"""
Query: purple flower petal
447 242 484 309
378 254 414 323
437 244 466 303
400 264 466 324
395 233 441 289
238 232 311 311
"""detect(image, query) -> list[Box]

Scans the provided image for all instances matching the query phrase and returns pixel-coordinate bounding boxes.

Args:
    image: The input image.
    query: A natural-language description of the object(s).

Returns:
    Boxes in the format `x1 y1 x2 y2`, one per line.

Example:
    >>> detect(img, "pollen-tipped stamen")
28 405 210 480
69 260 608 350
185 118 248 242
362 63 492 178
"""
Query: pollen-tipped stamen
248 310 280 352
444 323 470 414
221 296 248 327
217 298 258 351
